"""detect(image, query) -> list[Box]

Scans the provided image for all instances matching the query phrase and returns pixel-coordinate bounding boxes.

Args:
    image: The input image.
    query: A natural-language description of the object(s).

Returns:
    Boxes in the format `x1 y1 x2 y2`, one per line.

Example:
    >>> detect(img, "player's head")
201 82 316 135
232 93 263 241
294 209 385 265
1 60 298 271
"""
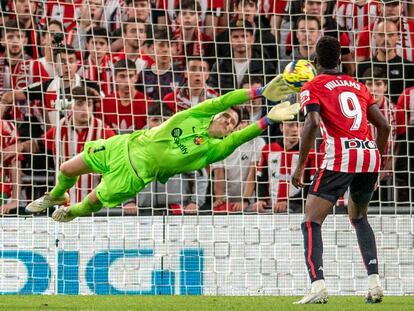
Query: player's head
67 86 96 126
114 59 138 95
175 0 201 29
147 102 174 129
361 66 388 105
208 108 241 138
86 27 109 61
314 36 341 71
1 20 25 58
236 106 251 130
186 57 209 89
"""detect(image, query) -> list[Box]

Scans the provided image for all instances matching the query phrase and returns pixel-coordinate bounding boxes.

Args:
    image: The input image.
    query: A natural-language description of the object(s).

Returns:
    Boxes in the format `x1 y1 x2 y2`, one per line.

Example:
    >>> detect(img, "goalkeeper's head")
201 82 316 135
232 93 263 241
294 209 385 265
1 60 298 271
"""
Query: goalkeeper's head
208 107 241 138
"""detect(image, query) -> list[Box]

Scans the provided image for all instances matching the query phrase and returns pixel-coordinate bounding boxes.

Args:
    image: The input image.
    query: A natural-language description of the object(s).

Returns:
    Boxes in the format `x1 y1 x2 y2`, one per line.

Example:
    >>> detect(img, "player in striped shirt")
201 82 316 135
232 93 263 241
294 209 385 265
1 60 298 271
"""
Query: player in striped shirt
292 36 390 304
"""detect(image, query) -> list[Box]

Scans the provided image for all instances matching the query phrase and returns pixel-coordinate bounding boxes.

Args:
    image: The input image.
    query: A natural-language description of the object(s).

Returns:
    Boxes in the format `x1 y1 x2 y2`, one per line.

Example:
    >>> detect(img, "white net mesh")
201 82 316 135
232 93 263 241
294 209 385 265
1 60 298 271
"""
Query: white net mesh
0 0 413 296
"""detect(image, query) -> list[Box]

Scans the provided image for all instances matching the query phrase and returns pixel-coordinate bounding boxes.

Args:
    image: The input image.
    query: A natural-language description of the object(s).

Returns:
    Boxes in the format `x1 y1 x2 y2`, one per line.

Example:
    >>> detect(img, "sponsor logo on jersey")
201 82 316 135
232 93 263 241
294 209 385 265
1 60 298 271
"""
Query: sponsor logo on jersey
344 139 377 150
171 128 183 138
193 136 204 145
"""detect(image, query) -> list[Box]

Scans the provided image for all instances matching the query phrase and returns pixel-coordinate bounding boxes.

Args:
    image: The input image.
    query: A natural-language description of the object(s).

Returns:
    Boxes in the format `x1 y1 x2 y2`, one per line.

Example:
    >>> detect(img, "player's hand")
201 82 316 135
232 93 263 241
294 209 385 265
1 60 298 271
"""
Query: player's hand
267 101 300 122
274 201 288 213
262 74 296 102
292 167 305 188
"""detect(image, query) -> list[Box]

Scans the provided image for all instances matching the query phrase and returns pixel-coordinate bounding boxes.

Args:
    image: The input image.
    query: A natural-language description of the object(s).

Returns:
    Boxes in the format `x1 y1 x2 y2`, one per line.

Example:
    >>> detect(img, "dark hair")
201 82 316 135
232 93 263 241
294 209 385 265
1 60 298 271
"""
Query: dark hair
186 56 209 69
86 27 109 43
41 19 64 36
176 0 201 12
229 106 242 127
153 25 172 41
125 0 149 4
235 0 258 7
122 17 147 34
229 19 254 35
113 59 137 75
241 75 264 86
315 36 341 69
67 86 97 100
64 45 77 56
148 102 174 117
1 20 20 37
295 15 321 29
361 66 388 83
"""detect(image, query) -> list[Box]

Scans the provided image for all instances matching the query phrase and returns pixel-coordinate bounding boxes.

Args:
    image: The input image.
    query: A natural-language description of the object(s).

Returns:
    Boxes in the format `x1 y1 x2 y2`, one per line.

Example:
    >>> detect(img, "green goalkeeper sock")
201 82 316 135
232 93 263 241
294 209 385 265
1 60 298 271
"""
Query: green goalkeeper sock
50 172 79 199
68 195 103 217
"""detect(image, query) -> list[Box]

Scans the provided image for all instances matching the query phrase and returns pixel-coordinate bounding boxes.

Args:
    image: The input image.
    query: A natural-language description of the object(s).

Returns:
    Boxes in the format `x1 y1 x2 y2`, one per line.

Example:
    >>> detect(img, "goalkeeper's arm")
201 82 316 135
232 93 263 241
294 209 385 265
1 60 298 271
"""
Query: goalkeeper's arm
189 74 295 117
207 102 300 164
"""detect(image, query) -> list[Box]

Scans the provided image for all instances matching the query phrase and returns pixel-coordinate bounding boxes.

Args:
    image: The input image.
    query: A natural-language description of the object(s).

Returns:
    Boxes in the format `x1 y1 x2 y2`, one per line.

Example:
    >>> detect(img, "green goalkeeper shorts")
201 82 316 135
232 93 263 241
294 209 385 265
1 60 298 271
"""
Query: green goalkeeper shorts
82 134 146 208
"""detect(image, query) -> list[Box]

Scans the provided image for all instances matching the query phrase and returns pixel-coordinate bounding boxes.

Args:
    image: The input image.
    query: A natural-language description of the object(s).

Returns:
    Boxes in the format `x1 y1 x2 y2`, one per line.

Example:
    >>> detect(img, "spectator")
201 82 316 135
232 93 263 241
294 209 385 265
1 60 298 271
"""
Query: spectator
209 19 276 94
173 0 214 68
395 85 414 207
361 66 396 204
78 27 112 95
280 15 321 70
240 75 264 121
0 119 21 215
4 86 115 205
357 20 414 104
140 26 184 100
356 0 414 62
215 0 277 67
212 107 265 213
285 0 355 75
124 0 152 23
15 20 63 88
163 57 217 112
258 0 289 42
335 0 380 48
9 0 40 58
253 114 317 213
99 59 150 133
0 20 31 94
126 102 208 216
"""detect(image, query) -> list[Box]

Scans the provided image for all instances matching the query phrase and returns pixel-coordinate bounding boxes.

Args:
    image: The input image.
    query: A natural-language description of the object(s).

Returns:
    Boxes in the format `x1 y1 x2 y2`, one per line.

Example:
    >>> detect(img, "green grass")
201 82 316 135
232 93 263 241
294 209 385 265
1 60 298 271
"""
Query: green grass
0 296 413 311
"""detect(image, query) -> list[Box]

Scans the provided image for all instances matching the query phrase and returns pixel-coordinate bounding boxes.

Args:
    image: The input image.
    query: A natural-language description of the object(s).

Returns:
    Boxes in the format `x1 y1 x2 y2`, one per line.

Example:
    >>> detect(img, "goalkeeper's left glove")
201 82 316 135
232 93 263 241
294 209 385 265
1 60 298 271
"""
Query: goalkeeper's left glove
266 101 300 123
256 74 296 102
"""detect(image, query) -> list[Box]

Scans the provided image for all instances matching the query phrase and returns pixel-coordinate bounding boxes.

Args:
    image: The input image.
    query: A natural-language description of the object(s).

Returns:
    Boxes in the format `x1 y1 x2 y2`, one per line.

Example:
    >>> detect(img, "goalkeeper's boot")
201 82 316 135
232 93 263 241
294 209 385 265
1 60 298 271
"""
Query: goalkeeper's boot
294 289 328 304
365 286 384 304
52 206 76 223
26 192 69 214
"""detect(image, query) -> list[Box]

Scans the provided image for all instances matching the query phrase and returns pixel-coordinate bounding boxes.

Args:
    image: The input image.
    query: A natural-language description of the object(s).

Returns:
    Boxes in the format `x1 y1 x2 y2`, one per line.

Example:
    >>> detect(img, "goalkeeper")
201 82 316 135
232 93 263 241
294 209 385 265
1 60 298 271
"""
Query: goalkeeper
26 75 299 222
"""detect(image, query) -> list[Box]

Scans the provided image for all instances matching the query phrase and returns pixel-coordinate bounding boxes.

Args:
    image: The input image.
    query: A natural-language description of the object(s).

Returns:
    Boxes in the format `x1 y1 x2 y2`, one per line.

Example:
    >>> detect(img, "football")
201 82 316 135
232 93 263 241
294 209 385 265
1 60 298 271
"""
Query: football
282 60 317 92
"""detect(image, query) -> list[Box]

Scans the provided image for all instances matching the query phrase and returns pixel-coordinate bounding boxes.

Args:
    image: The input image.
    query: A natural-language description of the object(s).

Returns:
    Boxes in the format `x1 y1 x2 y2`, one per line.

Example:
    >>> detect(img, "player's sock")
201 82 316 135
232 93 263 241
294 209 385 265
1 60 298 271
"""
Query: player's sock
68 195 103 217
351 217 379 275
301 221 324 282
50 172 78 199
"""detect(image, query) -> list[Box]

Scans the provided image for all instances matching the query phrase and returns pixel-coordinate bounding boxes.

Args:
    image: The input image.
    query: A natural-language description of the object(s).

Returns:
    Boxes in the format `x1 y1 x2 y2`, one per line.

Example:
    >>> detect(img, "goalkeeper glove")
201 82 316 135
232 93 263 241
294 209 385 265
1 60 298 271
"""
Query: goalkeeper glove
258 74 296 102
266 101 300 124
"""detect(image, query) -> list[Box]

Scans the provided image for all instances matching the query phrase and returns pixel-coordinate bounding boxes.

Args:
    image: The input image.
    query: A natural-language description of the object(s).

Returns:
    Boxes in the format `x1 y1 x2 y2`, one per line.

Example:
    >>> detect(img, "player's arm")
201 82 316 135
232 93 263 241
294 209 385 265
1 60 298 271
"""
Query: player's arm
367 104 391 155
189 74 295 117
292 111 320 188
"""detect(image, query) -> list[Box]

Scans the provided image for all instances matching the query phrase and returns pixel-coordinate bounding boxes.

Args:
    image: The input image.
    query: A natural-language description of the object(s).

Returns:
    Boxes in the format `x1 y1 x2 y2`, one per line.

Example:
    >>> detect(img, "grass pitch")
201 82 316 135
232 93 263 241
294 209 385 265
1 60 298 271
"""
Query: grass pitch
0 296 413 311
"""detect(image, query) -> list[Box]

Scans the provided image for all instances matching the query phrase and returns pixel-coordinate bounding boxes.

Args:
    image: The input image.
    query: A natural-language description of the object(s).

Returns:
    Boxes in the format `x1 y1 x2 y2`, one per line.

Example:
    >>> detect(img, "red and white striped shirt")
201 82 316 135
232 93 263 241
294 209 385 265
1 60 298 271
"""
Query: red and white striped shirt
356 17 414 61
257 141 317 204
396 86 414 136
300 73 380 173
43 116 115 203
0 120 18 198
40 0 82 28
259 0 288 17
335 0 380 48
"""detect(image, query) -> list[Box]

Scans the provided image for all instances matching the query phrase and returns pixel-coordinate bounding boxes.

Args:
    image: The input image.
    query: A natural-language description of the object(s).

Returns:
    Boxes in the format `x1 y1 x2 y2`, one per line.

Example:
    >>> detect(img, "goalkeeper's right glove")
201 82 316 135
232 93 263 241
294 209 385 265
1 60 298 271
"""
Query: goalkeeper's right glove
266 101 300 123
259 74 296 102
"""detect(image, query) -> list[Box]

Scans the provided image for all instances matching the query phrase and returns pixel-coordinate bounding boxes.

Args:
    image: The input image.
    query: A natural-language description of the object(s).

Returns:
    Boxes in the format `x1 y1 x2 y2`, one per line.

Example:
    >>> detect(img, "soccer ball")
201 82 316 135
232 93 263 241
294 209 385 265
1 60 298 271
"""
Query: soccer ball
282 60 317 92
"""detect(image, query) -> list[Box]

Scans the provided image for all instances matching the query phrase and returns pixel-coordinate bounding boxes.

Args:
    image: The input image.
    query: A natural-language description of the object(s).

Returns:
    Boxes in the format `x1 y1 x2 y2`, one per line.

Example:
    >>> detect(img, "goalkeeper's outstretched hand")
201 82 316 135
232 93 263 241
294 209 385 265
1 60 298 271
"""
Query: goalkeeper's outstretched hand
267 101 300 122
261 74 296 102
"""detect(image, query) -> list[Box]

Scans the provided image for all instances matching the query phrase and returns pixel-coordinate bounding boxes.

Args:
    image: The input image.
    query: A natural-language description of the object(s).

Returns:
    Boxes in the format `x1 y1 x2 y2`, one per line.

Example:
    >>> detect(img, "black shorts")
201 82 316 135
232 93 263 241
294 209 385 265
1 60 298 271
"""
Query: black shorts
309 169 379 204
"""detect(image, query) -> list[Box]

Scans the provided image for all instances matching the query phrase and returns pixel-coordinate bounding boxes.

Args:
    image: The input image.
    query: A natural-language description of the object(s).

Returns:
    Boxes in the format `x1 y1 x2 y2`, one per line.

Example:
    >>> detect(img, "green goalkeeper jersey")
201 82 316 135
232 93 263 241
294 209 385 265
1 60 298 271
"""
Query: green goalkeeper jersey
128 89 264 184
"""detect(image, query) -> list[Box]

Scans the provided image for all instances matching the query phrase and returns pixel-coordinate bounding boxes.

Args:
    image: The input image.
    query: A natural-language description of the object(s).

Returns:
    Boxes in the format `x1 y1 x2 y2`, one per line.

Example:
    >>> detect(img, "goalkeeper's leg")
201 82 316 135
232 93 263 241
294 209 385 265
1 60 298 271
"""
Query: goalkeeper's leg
349 173 383 304
52 189 103 222
26 154 93 213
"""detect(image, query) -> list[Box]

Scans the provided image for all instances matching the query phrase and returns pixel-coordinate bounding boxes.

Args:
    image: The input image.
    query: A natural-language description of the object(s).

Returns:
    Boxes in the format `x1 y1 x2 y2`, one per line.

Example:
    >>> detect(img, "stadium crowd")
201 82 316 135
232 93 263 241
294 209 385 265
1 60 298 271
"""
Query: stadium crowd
0 0 413 216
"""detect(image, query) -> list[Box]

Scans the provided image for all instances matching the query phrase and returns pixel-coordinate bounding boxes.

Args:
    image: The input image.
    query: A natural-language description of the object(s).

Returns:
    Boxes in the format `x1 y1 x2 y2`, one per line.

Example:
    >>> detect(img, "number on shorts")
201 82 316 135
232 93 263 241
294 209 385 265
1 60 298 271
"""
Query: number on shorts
338 91 362 131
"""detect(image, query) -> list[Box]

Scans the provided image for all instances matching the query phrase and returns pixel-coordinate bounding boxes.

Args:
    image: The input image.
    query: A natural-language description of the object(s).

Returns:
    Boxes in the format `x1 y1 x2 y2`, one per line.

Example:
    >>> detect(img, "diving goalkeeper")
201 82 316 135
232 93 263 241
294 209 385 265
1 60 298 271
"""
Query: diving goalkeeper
26 75 299 222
